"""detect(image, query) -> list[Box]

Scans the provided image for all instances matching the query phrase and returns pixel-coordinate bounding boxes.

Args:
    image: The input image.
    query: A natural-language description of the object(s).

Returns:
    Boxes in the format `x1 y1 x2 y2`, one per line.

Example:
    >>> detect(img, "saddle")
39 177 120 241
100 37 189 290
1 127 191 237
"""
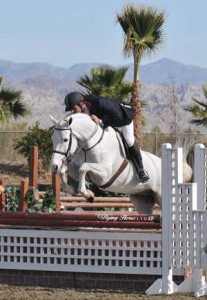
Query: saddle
114 129 131 160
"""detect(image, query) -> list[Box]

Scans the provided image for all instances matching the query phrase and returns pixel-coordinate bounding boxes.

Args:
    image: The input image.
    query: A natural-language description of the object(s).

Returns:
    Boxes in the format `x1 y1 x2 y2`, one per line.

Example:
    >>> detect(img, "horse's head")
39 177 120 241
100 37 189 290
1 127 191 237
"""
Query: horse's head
50 113 99 174
50 114 79 174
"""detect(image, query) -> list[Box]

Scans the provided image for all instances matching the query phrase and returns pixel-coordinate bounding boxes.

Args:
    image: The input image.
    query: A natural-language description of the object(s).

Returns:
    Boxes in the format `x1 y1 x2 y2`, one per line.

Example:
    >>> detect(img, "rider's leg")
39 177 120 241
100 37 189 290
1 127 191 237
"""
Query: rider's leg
128 141 149 183
121 122 149 183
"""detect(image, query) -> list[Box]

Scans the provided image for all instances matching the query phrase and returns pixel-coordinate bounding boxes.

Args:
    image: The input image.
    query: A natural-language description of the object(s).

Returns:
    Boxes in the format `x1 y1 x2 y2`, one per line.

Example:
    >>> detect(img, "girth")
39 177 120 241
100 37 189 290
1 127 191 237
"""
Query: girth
99 158 129 189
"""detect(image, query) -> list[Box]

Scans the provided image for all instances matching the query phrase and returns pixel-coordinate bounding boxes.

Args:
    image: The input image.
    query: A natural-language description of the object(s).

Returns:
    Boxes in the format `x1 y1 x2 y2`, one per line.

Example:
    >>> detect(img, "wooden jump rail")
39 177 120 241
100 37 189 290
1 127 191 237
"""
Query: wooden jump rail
0 146 161 230
60 196 160 211
0 211 161 229
60 196 135 209
62 203 134 209
60 196 132 202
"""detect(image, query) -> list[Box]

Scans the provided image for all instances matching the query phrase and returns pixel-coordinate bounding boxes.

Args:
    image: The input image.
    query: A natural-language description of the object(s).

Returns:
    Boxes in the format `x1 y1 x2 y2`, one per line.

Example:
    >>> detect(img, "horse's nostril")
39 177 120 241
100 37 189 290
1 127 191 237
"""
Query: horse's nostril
66 157 72 164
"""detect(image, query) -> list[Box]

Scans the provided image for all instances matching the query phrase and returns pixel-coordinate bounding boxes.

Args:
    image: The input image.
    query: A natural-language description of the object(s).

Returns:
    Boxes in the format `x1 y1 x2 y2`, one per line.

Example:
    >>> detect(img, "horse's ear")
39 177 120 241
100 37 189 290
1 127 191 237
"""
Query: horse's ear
50 115 58 125
68 117 73 126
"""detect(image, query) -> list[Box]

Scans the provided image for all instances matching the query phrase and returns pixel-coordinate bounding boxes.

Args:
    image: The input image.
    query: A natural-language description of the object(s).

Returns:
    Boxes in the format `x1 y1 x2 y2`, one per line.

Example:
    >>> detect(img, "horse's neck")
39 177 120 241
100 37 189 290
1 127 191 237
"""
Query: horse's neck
72 117 97 140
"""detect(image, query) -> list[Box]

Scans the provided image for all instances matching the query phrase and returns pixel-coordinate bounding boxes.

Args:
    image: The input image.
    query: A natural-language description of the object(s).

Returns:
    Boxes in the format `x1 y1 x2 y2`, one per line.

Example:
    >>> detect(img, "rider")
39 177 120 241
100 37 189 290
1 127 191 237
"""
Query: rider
64 91 149 183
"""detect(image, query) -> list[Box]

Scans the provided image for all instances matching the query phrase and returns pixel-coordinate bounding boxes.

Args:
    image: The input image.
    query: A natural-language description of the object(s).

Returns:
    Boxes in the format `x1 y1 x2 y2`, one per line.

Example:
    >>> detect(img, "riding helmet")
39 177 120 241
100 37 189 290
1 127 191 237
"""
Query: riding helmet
65 92 84 111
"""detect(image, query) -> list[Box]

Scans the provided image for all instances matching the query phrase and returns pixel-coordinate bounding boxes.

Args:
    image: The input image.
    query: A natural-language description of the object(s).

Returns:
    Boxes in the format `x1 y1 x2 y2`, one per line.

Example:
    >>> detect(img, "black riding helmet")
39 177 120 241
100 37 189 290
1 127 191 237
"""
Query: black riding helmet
65 92 84 112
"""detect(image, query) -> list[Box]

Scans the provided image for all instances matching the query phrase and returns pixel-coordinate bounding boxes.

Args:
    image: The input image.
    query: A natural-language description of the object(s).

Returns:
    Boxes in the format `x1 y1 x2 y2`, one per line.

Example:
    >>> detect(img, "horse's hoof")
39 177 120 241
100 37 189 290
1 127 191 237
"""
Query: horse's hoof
87 197 94 203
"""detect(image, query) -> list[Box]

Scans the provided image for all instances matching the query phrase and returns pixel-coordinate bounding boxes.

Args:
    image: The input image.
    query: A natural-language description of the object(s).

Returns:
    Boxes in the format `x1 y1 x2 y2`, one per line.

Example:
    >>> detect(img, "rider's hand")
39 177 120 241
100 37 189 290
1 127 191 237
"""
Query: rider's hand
91 115 102 125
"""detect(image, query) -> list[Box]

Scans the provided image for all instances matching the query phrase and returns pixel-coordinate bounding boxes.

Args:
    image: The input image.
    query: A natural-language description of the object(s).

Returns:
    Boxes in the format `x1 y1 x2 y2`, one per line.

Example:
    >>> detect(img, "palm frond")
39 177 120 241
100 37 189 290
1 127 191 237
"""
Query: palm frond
117 4 165 59
0 84 29 121
191 97 207 109
201 85 207 99
10 100 30 119
77 66 132 102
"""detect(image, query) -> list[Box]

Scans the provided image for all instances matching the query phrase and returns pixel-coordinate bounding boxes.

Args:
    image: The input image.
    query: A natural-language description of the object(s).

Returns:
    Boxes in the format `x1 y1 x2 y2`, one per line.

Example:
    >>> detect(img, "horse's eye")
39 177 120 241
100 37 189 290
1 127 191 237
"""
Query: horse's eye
63 138 68 142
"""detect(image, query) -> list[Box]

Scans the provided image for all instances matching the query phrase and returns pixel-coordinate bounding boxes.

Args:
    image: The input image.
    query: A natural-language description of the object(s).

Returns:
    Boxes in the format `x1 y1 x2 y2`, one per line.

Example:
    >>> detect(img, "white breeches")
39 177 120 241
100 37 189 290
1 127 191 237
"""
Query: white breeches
118 121 135 147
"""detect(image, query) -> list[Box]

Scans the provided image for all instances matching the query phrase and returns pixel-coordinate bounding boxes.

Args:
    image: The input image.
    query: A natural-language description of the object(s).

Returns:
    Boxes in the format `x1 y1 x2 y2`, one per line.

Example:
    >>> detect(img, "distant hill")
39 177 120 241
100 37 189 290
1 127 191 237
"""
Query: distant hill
1 58 207 85
0 58 206 133
139 58 207 85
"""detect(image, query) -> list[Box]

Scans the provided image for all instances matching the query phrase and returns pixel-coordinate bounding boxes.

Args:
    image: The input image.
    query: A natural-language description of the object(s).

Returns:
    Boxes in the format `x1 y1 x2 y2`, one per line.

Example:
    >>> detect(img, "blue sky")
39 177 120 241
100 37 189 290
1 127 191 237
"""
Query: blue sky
0 0 206 68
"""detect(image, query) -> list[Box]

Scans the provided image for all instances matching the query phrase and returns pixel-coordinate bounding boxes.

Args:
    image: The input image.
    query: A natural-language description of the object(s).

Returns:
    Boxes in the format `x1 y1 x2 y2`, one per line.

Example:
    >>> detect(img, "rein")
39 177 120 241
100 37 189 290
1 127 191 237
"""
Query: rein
82 128 104 152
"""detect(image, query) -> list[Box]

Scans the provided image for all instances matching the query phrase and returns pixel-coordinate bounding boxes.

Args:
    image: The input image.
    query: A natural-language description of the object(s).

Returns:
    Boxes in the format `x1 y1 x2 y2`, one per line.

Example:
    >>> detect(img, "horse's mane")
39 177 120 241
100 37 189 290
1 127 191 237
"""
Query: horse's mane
63 113 92 123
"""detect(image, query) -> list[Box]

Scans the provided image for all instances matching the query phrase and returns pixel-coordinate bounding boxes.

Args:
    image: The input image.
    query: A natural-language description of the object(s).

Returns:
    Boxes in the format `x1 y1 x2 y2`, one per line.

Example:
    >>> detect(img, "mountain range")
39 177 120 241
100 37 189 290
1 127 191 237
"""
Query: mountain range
1 58 207 85
0 58 207 132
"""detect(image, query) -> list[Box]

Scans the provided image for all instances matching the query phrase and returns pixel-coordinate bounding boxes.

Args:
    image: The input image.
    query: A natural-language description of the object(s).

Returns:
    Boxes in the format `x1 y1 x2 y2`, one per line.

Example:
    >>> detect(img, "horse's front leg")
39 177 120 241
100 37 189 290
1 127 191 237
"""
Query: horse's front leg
78 162 107 202
59 161 80 195
59 172 76 195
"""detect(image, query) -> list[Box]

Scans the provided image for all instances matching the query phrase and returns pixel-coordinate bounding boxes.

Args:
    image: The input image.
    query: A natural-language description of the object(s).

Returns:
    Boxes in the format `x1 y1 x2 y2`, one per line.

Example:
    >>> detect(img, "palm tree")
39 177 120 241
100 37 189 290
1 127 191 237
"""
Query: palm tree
77 65 132 103
117 4 165 146
0 77 29 123
184 85 207 126
77 65 148 125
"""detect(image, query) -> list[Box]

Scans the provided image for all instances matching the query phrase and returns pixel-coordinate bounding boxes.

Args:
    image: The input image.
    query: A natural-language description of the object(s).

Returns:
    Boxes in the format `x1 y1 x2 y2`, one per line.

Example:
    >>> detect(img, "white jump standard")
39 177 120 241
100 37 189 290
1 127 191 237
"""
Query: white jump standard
146 143 207 297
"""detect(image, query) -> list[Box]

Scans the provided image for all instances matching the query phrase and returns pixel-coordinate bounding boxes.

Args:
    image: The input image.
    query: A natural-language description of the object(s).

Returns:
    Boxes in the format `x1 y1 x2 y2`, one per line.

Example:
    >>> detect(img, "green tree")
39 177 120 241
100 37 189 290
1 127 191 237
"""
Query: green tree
117 4 165 146
184 85 207 126
0 77 29 122
77 65 132 103
14 123 53 171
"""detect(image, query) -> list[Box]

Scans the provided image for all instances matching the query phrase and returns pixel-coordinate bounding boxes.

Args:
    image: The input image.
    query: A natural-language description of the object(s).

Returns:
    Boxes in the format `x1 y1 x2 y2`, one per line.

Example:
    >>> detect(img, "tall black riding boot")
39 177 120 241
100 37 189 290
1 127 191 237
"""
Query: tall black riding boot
128 142 150 183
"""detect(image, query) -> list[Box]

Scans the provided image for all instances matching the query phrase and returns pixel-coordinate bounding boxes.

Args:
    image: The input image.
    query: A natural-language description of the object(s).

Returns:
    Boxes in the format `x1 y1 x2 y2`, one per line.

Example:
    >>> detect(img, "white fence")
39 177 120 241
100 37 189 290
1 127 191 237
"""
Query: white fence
0 229 162 275
1 143 207 296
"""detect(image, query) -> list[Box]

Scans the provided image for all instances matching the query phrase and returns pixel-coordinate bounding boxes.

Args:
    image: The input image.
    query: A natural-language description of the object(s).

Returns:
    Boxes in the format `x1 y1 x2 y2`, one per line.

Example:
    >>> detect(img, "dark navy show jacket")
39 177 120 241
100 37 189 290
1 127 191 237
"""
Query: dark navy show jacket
86 96 135 128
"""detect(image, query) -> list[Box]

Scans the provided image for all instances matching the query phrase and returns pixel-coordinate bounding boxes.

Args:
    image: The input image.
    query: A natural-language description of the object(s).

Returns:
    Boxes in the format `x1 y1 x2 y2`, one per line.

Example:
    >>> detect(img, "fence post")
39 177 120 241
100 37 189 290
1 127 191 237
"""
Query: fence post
20 180 29 212
0 179 5 211
194 143 206 209
146 143 183 295
52 173 60 213
29 146 38 189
